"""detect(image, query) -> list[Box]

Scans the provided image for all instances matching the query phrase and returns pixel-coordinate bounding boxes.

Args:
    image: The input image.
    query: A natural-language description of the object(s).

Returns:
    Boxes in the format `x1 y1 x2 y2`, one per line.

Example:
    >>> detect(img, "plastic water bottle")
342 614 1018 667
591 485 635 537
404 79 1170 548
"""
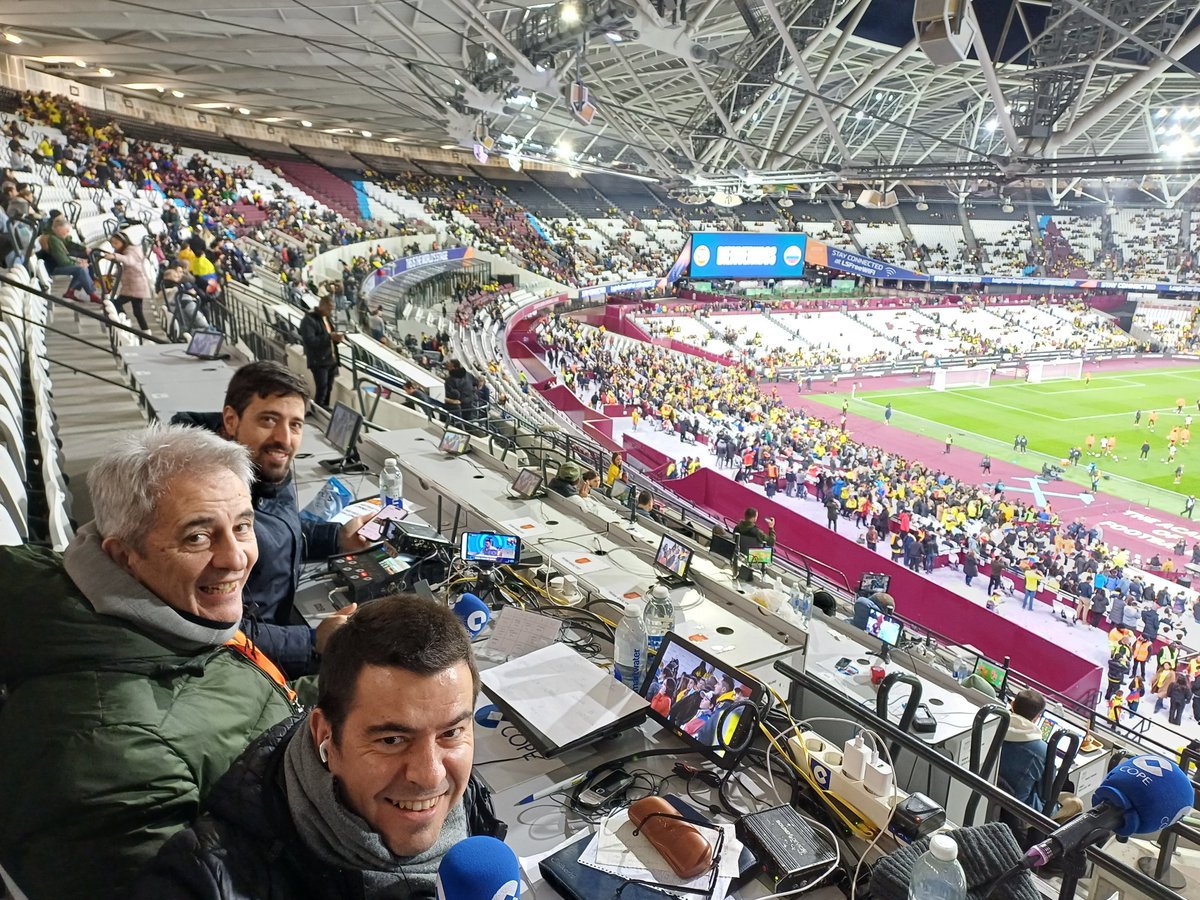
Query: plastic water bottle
614 601 648 689
790 582 813 623
379 458 404 509
643 585 676 654
908 835 967 900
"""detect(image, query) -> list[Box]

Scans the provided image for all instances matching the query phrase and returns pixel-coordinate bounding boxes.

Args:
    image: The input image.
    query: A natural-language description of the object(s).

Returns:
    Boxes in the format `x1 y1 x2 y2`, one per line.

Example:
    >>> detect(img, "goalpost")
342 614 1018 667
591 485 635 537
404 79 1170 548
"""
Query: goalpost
1026 358 1083 383
930 366 993 391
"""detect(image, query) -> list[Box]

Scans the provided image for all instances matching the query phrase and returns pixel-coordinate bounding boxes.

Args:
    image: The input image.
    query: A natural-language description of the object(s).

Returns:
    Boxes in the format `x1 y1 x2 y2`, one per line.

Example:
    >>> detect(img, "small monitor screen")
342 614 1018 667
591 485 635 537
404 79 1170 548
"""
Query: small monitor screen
511 469 543 498
185 329 224 358
746 546 773 566
324 402 363 456
460 531 521 565
655 533 693 579
858 572 891 595
439 430 470 455
865 612 903 647
640 632 763 769
974 656 1009 693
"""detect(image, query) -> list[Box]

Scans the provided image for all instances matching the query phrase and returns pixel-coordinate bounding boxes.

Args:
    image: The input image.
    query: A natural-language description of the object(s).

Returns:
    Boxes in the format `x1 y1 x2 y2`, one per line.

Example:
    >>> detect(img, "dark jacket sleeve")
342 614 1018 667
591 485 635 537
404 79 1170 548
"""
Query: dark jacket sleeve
241 615 316 678
130 827 222 900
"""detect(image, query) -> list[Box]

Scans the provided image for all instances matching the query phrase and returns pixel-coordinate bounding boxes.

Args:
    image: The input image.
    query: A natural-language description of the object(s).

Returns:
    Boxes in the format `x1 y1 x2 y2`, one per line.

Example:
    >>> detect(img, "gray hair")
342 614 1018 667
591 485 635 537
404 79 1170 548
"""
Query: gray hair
6 198 28 219
88 424 254 550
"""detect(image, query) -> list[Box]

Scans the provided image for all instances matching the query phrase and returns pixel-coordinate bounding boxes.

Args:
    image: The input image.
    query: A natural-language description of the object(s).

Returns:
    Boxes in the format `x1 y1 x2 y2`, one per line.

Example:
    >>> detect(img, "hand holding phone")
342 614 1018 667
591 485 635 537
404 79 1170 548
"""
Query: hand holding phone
356 504 409 543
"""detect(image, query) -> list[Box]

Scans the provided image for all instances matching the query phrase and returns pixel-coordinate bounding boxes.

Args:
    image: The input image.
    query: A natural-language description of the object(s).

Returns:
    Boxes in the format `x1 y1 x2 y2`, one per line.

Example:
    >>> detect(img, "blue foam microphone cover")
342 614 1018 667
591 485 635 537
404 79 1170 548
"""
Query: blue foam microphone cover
1093 754 1193 837
435 835 520 900
454 593 490 637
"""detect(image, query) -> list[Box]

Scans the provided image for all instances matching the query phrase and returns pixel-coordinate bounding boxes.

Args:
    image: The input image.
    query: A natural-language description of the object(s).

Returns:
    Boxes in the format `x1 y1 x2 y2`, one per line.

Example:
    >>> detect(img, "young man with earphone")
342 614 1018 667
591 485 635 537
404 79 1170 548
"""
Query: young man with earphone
134 594 506 899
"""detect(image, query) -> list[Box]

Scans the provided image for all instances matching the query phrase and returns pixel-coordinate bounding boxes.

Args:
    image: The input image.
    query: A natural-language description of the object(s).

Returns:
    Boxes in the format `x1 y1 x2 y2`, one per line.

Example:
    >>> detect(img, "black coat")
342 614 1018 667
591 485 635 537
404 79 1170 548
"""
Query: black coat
132 717 505 900
299 310 338 370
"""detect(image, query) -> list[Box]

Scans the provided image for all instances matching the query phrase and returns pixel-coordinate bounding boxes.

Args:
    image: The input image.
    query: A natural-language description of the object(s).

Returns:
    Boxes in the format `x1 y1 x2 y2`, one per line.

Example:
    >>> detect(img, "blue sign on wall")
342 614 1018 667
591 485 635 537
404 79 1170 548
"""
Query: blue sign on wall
688 232 807 279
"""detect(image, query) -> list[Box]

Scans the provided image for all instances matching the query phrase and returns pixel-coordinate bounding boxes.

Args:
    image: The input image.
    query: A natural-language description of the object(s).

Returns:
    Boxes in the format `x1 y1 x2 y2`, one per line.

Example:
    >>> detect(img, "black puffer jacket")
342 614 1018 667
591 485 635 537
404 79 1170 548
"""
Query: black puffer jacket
131 716 506 900
299 309 339 370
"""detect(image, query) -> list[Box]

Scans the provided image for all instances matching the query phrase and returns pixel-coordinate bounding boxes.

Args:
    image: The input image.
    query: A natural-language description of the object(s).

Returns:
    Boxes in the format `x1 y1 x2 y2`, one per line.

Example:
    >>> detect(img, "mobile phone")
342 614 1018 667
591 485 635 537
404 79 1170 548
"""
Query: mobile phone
577 768 634 810
835 657 852 670
356 505 409 542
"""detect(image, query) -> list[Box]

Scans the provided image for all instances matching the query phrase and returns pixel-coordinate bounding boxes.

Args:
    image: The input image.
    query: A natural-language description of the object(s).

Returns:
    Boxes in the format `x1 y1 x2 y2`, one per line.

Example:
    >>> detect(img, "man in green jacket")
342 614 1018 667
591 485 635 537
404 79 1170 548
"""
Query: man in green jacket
0 425 298 900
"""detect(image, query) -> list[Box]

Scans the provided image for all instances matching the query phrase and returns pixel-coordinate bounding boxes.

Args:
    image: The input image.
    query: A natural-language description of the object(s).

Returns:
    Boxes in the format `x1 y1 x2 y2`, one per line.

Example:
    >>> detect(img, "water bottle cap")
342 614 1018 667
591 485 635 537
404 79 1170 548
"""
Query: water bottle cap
385 457 398 468
929 834 958 862
651 585 669 600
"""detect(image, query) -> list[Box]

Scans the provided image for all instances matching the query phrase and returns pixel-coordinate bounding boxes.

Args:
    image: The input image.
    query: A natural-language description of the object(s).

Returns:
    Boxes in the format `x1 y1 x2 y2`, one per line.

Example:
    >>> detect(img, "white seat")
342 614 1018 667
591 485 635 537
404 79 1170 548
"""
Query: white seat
0 404 25 471
0 449 28 538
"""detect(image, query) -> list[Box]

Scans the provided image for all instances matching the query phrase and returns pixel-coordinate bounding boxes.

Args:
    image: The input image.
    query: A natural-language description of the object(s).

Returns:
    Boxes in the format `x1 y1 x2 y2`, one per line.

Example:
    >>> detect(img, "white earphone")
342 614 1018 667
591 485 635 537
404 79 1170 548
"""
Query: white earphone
318 739 330 765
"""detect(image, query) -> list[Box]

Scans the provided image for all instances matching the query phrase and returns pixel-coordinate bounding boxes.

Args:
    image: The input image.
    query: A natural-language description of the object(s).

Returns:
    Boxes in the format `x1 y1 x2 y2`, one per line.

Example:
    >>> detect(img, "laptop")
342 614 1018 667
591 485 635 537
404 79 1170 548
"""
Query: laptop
185 329 225 360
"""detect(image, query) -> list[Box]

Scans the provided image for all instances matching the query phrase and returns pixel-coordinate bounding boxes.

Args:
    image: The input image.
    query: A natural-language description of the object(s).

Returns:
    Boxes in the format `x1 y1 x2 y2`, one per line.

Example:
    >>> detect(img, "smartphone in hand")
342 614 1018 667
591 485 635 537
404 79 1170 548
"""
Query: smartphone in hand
356 505 409 542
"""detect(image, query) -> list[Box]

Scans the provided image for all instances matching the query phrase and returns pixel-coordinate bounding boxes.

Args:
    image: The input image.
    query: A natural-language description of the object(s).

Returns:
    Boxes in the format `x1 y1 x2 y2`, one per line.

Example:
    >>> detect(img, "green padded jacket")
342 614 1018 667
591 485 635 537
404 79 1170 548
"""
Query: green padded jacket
0 539 298 900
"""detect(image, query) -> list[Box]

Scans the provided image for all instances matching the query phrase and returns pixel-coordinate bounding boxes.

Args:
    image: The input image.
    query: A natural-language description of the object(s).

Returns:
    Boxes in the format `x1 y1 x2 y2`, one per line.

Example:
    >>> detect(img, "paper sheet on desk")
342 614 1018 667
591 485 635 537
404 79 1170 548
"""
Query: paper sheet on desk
580 810 736 900
487 607 563 659
551 551 611 575
502 516 549 537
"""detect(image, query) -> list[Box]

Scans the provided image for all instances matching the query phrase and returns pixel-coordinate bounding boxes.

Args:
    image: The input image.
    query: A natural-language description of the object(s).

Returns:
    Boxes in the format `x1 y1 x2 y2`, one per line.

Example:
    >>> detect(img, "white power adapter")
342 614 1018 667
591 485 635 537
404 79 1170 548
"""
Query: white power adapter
842 735 869 781
863 757 894 797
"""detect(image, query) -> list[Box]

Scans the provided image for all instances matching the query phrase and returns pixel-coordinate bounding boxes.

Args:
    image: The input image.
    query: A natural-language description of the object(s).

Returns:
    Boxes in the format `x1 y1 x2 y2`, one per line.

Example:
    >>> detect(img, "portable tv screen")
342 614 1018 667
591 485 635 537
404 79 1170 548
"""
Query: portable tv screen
460 531 521 565
865 612 903 647
510 468 543 499
324 402 363 457
438 430 470 455
639 632 762 769
745 546 773 566
858 572 891 595
185 329 224 359
654 533 693 579
973 655 1009 694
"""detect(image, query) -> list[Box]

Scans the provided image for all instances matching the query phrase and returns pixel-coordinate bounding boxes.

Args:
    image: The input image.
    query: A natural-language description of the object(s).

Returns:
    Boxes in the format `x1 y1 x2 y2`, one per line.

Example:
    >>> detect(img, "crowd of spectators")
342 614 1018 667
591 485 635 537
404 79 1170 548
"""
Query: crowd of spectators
537 315 1200 650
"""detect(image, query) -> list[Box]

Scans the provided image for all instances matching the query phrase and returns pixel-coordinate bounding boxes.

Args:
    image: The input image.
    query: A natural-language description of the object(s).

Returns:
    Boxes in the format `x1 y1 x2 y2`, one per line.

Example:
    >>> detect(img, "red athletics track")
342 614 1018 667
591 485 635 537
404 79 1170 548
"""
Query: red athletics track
763 355 1200 564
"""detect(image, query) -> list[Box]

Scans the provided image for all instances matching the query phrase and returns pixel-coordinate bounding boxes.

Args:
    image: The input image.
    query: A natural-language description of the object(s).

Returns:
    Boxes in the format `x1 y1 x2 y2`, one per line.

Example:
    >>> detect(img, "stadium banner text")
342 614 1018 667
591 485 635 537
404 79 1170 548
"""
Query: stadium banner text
687 232 807 280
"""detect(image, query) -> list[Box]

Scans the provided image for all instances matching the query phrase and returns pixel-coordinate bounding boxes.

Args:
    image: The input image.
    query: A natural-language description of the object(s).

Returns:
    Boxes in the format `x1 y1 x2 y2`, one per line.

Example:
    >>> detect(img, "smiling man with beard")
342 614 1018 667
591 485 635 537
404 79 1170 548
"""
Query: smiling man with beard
174 361 372 678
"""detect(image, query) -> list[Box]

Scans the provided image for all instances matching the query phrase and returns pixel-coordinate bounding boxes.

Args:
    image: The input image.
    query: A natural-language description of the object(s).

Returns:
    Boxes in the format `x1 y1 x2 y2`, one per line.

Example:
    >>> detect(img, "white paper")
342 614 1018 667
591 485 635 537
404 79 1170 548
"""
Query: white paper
502 516 549 537
593 808 743 878
519 830 590 900
487 607 563 659
578 824 732 900
552 550 611 575
479 643 648 751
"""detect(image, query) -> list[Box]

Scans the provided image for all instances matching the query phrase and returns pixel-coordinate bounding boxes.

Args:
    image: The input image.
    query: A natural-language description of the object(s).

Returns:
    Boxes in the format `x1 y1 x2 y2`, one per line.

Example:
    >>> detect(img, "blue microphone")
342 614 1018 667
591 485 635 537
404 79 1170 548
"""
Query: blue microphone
1026 754 1194 868
453 593 490 637
435 835 520 900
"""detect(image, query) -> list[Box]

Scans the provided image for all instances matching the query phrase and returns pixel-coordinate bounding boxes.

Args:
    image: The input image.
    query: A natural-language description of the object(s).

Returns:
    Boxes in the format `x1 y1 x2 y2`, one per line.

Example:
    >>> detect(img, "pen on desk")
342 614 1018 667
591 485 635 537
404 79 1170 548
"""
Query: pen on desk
516 771 591 805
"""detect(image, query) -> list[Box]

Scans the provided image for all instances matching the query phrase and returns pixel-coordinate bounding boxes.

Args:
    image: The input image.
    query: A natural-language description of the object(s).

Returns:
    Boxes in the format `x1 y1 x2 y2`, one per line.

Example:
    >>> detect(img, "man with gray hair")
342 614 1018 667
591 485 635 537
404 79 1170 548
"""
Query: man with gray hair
0 425 299 900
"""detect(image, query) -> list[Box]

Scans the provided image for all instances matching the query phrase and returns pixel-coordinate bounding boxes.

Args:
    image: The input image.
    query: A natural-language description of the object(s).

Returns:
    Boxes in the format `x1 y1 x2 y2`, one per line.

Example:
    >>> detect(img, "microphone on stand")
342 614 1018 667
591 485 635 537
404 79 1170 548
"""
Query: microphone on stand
435 835 521 900
1025 754 1193 869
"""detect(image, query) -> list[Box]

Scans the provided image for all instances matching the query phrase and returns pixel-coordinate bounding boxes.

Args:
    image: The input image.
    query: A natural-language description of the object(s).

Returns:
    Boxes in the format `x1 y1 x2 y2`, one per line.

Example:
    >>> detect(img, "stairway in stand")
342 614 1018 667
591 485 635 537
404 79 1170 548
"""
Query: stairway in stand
262 158 364 222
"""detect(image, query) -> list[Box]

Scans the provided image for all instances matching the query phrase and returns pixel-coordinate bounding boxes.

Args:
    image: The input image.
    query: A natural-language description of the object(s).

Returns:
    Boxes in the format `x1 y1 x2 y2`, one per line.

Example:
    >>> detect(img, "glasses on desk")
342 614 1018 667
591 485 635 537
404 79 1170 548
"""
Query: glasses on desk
614 812 725 899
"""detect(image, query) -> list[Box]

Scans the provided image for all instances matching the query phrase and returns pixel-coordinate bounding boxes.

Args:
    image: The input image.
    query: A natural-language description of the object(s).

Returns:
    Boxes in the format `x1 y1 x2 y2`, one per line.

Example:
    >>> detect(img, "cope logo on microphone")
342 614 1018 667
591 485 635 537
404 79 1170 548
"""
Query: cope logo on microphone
467 609 488 633
491 881 519 900
1130 756 1168 778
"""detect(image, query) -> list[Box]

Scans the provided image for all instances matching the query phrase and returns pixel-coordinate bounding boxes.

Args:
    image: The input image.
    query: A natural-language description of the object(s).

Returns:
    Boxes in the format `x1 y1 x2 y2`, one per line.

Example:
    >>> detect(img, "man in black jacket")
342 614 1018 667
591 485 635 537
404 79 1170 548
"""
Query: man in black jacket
299 295 341 409
174 362 371 677
133 594 506 899
443 358 478 424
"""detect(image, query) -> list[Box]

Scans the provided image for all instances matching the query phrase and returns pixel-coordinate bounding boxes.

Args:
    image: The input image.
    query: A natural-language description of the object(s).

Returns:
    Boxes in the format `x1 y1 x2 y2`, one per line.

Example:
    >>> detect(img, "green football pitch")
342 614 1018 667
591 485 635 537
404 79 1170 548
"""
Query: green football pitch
814 366 1200 506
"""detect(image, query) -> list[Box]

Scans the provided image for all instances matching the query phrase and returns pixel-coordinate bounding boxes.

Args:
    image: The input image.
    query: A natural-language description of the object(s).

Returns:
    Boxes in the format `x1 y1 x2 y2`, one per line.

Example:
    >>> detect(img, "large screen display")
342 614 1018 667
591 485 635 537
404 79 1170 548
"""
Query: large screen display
687 232 807 279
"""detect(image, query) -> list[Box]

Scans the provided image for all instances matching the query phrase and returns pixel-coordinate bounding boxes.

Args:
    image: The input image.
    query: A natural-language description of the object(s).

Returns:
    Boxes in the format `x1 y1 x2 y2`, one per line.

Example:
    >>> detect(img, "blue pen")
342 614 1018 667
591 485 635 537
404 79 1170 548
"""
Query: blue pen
516 771 591 805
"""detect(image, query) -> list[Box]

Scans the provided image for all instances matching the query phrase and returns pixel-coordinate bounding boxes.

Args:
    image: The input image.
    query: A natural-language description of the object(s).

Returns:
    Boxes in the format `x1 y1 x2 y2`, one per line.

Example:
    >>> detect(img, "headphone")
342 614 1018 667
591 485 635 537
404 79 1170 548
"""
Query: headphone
319 739 331 765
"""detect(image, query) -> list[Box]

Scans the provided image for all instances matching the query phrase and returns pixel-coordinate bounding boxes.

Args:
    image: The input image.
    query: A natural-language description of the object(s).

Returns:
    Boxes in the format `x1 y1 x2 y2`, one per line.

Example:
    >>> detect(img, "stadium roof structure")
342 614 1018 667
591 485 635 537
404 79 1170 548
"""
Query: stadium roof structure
8 0 1200 206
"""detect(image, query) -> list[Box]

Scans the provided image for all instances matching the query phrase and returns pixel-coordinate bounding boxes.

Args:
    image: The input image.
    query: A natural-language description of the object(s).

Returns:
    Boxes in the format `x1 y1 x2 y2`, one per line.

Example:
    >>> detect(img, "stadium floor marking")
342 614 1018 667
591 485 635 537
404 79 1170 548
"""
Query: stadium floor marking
1006 380 1146 395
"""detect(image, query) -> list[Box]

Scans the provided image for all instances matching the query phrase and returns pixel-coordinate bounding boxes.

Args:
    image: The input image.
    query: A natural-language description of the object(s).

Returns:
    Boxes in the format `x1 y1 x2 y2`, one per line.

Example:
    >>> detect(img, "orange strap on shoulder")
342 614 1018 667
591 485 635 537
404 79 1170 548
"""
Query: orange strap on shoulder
225 631 298 703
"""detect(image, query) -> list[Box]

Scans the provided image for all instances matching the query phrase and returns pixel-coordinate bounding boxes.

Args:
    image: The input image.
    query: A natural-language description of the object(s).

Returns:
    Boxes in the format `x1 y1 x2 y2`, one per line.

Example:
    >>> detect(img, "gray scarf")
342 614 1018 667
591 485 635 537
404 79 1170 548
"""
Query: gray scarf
63 522 240 651
283 719 467 899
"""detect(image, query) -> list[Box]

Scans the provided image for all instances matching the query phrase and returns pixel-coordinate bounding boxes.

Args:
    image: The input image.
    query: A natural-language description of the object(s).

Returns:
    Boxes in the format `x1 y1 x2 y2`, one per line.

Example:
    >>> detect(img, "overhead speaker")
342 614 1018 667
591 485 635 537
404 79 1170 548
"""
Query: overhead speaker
857 189 898 210
913 0 978 66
